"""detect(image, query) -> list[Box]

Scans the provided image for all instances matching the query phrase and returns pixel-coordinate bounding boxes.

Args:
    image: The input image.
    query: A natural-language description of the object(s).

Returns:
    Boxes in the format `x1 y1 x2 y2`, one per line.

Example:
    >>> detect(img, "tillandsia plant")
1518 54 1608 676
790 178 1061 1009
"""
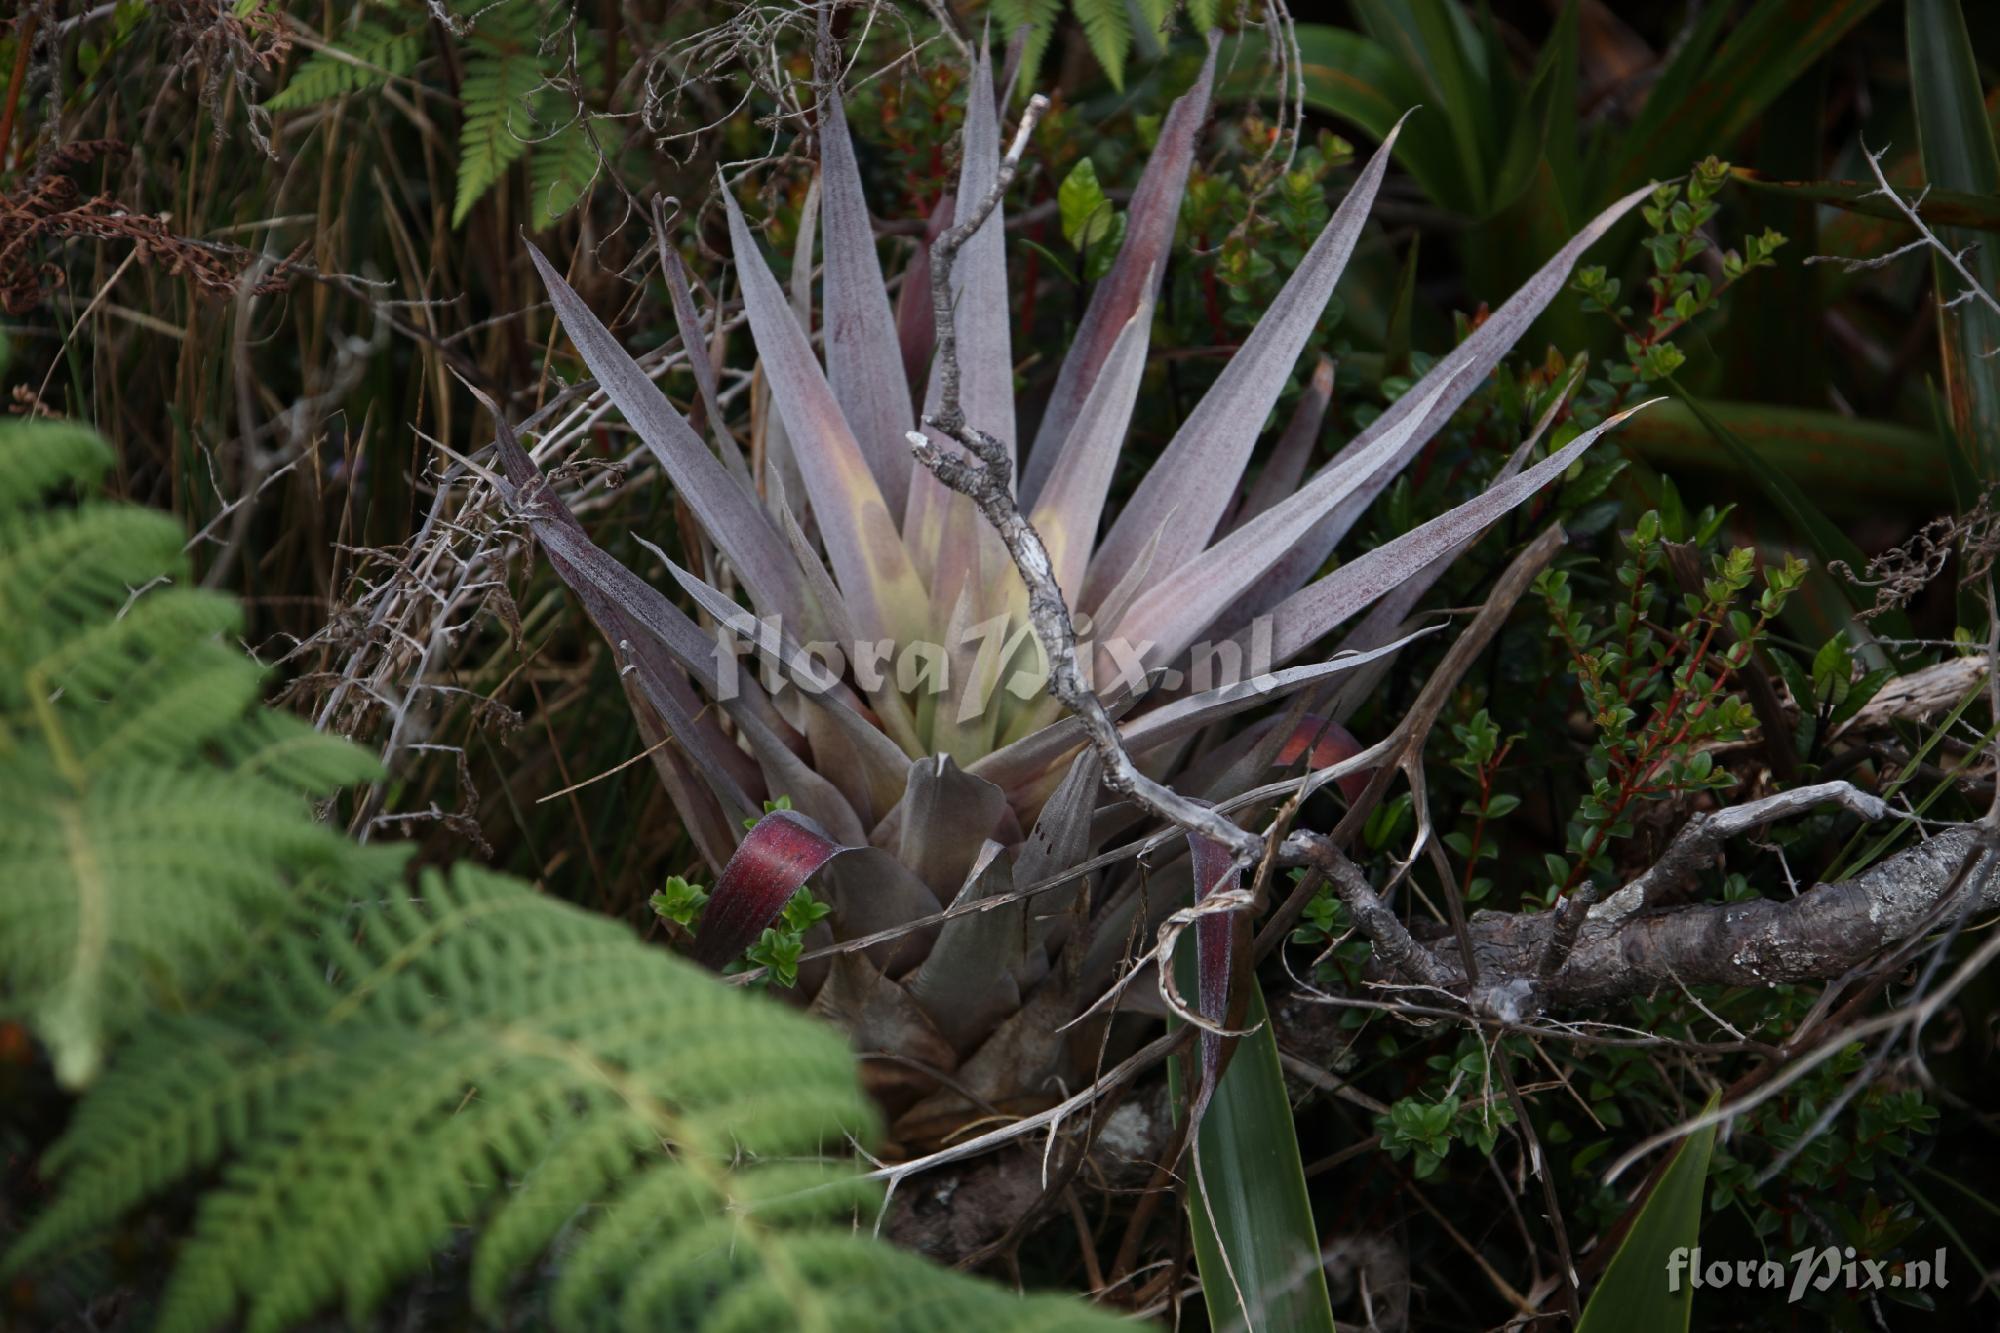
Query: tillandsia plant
495 37 1658 1135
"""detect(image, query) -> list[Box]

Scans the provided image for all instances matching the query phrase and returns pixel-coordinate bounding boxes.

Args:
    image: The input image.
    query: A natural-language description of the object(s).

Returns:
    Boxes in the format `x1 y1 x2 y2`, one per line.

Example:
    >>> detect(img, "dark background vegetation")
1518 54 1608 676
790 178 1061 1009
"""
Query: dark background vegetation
6 1 2000 1328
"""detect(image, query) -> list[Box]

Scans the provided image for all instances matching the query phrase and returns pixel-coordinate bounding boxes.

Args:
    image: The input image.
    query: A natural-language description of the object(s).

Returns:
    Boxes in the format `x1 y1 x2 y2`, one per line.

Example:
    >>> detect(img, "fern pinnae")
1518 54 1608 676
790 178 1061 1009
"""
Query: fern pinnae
0 419 112 509
209 708 386 790
529 117 601 229
1073 0 1133 90
263 21 425 112
4 366 1134 1329
452 2 559 228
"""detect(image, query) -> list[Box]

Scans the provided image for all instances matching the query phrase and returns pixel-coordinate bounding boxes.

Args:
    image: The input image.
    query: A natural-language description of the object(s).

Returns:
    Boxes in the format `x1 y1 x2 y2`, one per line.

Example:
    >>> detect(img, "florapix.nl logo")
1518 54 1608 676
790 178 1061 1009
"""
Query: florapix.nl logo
1668 1246 1949 1303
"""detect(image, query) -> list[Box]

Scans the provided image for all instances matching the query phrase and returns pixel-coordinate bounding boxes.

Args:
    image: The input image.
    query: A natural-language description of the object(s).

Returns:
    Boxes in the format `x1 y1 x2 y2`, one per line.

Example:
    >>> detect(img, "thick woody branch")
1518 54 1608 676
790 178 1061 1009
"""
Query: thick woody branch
1593 782 1889 925
1414 825 2000 1003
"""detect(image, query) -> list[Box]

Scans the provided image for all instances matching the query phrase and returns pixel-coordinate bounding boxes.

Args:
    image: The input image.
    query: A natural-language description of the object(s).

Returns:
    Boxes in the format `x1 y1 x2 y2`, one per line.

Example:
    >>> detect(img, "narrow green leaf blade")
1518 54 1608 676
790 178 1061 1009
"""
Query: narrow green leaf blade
1605 0 1883 197
1171 973 1337 1333
1663 385 1906 637
1237 25 1468 213
1908 0 2000 479
1730 172 2000 233
1619 399 1947 506
1575 1094 1722 1333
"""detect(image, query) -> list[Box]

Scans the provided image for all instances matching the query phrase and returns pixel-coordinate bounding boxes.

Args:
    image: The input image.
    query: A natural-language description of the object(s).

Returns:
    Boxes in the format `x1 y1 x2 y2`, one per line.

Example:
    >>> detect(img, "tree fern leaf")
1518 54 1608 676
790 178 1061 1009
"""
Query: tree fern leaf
0 506 186 657
0 394 1130 1330
264 22 424 112
16 866 1130 1332
1189 0 1224 31
1074 0 1133 90
27 587 240 704
992 0 1063 97
0 417 384 1087
210 709 385 791
0 420 111 510
78 646 264 771
453 10 554 228
529 117 599 230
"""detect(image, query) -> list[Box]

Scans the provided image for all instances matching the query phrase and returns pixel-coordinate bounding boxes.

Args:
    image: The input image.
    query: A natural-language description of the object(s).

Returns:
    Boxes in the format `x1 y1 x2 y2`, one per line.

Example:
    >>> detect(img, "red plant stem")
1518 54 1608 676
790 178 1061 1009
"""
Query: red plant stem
1458 740 1512 900
0 13 37 174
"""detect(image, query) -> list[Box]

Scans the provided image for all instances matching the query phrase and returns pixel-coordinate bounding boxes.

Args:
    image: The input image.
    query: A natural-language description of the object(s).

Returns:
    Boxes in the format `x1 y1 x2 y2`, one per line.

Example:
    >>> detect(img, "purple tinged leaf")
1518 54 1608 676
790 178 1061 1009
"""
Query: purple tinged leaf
1027 290 1155 607
770 493 926 754
1246 183 1656 606
895 192 953 396
623 689 739 875
1319 436 1545 722
1018 748 1102 957
894 754 1009 901
1107 367 1464 672
903 51 1013 607
1082 117 1409 611
658 241 753 487
1088 510 1172 650
941 48 1016 466
526 246 803 625
474 385 856 844
694 810 845 970
819 85 919 515
643 541 914 816
1187 830 1245 1125
1224 355 1334 537
483 412 767 821
967 716 1088 795
818 847 949 975
811 952 958 1093
723 190 932 647
905 841 1025 1054
1020 38 1218 507
1263 403 1657 667
1118 631 1434 759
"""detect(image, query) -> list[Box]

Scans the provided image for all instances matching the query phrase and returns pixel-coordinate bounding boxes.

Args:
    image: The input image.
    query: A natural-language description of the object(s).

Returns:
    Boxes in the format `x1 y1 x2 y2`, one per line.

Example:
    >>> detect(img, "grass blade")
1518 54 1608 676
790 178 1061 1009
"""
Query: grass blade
1730 171 2000 233
1663 383 1907 637
1232 26 1464 213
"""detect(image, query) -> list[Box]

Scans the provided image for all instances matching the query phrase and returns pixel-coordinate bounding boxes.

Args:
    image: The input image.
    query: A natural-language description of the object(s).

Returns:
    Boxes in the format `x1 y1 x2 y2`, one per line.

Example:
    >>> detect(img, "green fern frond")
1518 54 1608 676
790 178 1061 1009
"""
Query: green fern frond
264 21 424 112
0 377 1125 1331
1073 0 1133 91
11 868 1125 1333
992 0 1064 99
0 417 387 1088
453 4 556 228
1189 0 1224 31
0 419 111 510
528 117 600 230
